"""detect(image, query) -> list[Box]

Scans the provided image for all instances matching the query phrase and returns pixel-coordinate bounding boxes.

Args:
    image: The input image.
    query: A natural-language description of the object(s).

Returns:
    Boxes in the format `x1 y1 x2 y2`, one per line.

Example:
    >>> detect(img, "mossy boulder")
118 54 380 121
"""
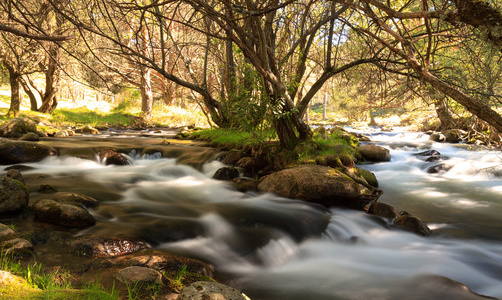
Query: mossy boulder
0 118 37 138
257 165 366 208
357 168 379 188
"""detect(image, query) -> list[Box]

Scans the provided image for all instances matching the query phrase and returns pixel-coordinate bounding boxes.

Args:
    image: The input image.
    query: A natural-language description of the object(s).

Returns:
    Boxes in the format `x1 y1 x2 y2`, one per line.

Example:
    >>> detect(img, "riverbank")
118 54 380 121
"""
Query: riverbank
1 119 501 299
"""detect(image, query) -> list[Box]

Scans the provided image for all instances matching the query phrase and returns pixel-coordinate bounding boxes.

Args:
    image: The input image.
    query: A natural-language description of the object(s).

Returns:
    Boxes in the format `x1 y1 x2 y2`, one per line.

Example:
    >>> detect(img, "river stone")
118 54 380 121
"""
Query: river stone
257 165 362 208
80 125 100 134
2 237 34 257
6 169 25 184
68 235 149 257
114 266 163 285
356 168 378 188
100 149 131 166
0 118 37 138
55 193 100 208
213 167 240 180
0 138 57 164
33 199 96 228
444 129 464 143
393 215 432 236
0 177 29 213
0 223 16 241
368 202 399 220
221 151 247 165
236 156 267 174
124 253 215 278
357 145 391 162
429 133 445 142
178 281 249 300
19 132 40 141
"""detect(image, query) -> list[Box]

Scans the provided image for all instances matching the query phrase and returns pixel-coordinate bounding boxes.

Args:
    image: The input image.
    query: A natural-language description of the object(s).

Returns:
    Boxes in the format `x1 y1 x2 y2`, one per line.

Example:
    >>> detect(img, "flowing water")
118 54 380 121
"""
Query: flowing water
4 129 502 299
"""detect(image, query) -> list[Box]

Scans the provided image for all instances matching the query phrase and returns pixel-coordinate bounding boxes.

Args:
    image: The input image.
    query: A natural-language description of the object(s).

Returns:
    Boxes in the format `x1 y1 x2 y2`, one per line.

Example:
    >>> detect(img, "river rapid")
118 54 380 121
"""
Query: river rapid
4 128 502 299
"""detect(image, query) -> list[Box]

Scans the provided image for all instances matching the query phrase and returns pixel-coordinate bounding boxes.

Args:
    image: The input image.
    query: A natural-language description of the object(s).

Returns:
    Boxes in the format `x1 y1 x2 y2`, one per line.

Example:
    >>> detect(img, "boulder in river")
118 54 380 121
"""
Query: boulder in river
368 202 400 220
0 138 57 164
99 149 131 166
0 177 29 214
33 199 96 228
393 214 432 236
357 144 391 162
257 165 365 208
213 167 240 180
0 118 37 138
19 132 40 141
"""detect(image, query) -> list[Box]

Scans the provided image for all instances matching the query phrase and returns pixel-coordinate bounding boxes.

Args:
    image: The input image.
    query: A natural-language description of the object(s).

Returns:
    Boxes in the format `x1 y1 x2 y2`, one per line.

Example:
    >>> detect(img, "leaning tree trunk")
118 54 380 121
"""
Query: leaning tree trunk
407 52 502 133
6 66 21 118
19 77 39 111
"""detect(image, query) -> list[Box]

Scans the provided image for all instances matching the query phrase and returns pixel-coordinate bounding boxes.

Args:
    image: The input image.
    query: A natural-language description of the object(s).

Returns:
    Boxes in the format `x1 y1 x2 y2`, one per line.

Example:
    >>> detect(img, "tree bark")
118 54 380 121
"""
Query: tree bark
140 65 153 119
19 77 39 111
39 43 60 113
6 65 21 117
407 53 502 132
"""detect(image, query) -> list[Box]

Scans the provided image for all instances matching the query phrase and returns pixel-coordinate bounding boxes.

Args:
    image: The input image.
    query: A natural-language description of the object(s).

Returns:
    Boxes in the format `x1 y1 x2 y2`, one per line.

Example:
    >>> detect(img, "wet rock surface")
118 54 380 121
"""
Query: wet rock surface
33 199 96 228
67 235 149 258
0 138 57 164
0 176 29 214
357 144 391 162
258 165 363 208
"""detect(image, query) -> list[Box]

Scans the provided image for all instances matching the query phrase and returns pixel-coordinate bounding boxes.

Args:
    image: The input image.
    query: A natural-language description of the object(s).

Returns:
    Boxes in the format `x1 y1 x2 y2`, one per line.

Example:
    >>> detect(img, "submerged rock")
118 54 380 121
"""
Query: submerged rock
0 138 57 164
357 144 391 162
213 167 240 180
33 199 96 228
68 235 148 258
257 165 364 208
393 214 432 236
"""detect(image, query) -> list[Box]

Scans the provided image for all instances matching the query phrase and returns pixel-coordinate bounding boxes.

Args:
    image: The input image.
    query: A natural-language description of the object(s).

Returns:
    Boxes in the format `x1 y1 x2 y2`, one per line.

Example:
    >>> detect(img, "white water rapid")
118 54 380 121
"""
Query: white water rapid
10 129 502 299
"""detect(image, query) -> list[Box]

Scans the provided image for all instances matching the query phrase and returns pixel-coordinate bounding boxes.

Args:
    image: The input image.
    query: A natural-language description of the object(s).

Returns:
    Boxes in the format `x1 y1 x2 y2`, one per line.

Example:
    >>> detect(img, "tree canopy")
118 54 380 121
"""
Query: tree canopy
1 0 502 147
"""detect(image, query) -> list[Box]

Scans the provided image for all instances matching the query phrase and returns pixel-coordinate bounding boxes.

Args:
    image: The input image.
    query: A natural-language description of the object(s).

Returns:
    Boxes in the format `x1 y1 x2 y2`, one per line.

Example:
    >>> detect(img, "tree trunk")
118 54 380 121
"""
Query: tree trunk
323 89 327 120
19 77 39 111
408 55 502 132
6 66 21 117
434 97 456 130
275 117 298 150
39 46 60 114
140 65 153 119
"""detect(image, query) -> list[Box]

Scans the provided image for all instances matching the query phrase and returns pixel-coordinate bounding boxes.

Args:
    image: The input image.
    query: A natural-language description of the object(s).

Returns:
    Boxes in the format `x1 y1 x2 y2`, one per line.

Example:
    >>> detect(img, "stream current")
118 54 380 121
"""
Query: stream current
4 128 502 299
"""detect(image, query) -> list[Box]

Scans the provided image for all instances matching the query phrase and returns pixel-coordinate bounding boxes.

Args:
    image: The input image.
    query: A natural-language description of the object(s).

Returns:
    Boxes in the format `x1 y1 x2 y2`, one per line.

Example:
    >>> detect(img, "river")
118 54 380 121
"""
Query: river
4 128 502 299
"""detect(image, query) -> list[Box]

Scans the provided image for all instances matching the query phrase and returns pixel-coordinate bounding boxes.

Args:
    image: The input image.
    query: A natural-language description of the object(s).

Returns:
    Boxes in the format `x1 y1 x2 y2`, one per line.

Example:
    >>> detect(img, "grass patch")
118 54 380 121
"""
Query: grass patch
0 251 118 300
50 107 137 128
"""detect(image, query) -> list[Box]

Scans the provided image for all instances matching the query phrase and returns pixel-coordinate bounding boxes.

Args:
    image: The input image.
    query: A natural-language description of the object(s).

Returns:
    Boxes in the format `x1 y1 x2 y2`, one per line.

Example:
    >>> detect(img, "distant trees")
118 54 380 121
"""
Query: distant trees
1 0 502 147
